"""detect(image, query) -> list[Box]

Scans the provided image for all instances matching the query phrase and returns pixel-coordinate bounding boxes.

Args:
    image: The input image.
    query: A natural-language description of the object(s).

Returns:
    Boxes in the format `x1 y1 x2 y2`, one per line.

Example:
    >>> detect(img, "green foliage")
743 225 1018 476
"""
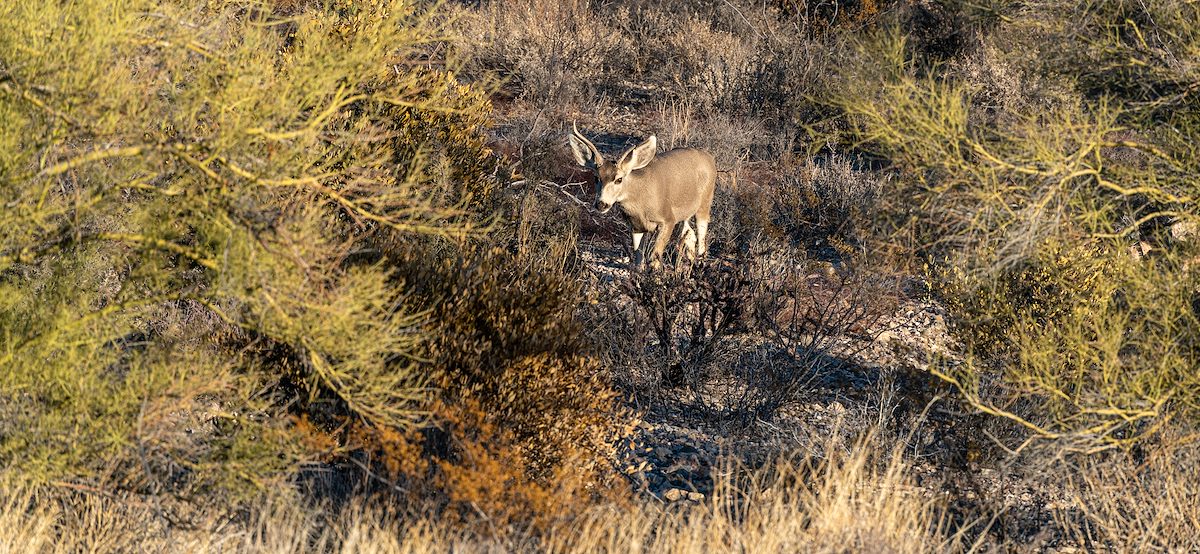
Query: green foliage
0 0 494 496
828 13 1200 448
933 241 1114 357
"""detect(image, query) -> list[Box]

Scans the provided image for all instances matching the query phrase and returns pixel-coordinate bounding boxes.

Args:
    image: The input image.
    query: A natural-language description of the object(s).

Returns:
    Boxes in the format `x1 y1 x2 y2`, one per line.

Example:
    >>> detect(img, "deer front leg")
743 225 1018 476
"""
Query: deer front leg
649 223 674 270
630 232 645 270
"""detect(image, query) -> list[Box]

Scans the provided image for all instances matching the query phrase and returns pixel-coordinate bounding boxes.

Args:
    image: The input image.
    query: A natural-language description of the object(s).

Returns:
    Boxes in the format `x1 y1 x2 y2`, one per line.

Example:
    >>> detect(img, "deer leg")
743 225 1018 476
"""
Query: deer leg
630 232 645 269
679 220 698 262
695 219 709 257
649 223 674 270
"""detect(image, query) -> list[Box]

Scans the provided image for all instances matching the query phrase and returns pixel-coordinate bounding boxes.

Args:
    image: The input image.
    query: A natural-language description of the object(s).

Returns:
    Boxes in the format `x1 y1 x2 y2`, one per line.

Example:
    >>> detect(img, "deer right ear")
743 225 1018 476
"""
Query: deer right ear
569 122 603 169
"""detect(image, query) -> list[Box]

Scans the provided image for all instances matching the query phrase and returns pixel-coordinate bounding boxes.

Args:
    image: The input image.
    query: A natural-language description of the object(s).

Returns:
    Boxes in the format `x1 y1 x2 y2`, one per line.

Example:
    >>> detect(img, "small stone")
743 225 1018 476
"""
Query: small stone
1171 220 1198 241
687 491 704 502
663 488 685 502
654 447 672 460
876 330 895 343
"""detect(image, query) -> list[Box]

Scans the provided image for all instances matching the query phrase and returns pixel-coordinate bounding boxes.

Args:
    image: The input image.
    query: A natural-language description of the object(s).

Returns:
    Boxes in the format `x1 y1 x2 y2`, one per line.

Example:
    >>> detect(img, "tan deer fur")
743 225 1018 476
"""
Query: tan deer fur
568 122 717 269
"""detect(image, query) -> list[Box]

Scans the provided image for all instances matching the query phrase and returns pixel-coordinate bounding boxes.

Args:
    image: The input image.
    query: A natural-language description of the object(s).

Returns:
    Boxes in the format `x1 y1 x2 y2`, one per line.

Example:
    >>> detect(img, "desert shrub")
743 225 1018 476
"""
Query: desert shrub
600 249 892 424
346 241 630 532
828 19 1200 447
1021 0 1200 115
703 155 884 259
659 16 758 112
932 241 1114 358
420 248 627 477
934 249 1200 450
700 177 776 257
772 155 886 254
774 0 900 37
450 0 625 104
0 0 493 498
616 260 753 390
353 396 629 533
745 254 897 421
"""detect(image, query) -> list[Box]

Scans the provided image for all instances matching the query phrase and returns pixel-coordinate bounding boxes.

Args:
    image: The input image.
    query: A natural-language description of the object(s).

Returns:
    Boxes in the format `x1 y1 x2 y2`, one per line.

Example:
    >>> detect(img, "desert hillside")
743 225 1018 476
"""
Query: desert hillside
2 0 1199 551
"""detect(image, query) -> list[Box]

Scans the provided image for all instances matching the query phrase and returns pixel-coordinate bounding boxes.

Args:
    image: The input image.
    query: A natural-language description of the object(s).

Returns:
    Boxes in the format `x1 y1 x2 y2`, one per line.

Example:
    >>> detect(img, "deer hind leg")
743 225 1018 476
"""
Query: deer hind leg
695 218 709 257
679 220 698 262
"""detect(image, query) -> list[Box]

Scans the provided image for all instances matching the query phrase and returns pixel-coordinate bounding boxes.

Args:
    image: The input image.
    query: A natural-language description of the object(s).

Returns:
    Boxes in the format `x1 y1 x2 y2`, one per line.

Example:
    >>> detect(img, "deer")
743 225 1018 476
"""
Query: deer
568 123 718 270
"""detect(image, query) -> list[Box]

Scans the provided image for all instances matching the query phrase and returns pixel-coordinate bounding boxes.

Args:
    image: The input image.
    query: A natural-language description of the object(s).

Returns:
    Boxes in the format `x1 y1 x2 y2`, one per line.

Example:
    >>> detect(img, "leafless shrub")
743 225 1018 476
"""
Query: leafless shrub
615 260 753 390
726 252 897 422
773 155 887 253
600 246 896 425
451 0 626 104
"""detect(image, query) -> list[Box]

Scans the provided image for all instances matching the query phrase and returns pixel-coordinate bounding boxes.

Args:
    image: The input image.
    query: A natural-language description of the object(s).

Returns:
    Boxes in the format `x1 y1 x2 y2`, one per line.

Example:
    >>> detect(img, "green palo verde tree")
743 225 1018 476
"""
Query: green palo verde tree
0 0 494 496
826 9 1199 452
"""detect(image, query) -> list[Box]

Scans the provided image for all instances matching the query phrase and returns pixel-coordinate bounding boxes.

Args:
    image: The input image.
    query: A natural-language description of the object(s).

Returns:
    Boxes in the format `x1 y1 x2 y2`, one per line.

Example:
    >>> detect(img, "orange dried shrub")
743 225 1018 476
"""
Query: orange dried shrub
350 397 630 532
352 245 634 533
291 415 341 461
347 419 430 484
433 399 628 530
399 246 634 476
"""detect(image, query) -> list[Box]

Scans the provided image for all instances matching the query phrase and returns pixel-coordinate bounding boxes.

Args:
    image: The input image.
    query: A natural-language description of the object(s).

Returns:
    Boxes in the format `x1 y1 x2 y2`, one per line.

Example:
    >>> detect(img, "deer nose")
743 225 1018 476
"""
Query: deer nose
595 200 612 213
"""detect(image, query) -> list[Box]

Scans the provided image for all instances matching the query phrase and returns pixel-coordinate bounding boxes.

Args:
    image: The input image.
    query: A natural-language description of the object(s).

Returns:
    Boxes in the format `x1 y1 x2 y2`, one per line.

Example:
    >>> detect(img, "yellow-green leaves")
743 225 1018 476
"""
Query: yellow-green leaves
0 0 495 497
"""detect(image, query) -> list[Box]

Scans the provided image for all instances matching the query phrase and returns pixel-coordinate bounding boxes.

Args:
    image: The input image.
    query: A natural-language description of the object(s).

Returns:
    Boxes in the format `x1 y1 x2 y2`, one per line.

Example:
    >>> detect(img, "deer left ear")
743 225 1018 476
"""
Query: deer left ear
619 135 657 172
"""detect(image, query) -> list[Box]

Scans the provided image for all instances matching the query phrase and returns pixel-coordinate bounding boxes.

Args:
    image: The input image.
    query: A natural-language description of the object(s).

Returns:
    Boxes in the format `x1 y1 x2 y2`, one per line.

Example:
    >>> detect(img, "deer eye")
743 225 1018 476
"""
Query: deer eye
615 177 623 184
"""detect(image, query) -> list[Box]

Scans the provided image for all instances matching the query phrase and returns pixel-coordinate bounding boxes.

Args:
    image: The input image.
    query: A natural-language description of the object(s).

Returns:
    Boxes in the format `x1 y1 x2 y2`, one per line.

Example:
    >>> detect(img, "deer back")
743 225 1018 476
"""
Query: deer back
623 148 717 225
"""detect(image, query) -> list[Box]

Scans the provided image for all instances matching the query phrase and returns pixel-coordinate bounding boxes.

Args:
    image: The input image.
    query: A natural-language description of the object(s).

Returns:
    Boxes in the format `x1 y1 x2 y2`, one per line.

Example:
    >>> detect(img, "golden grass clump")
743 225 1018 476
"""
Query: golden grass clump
0 430 965 553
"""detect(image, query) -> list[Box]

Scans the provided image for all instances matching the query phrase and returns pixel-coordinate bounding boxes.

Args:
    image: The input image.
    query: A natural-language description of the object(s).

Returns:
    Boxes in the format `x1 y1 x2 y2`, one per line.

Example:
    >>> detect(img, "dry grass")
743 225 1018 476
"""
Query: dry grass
550 441 960 554
1057 438 1200 551
0 430 970 553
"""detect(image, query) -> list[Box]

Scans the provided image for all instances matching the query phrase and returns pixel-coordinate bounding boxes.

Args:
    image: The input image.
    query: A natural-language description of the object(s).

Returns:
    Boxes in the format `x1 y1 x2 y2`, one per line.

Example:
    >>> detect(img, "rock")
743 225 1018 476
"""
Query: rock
1128 241 1153 260
1171 219 1198 242
876 330 895 343
687 491 705 502
654 446 672 460
663 488 685 502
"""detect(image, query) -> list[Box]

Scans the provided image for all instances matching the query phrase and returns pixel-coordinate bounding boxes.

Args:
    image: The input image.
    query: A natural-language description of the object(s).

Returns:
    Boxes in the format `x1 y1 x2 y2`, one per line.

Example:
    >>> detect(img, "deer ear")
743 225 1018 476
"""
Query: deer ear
568 122 603 169
619 135 657 172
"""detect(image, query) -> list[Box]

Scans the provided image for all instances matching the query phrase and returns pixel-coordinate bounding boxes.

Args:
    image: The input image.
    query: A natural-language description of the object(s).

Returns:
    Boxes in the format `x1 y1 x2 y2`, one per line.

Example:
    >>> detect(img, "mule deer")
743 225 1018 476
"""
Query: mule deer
569 123 717 269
